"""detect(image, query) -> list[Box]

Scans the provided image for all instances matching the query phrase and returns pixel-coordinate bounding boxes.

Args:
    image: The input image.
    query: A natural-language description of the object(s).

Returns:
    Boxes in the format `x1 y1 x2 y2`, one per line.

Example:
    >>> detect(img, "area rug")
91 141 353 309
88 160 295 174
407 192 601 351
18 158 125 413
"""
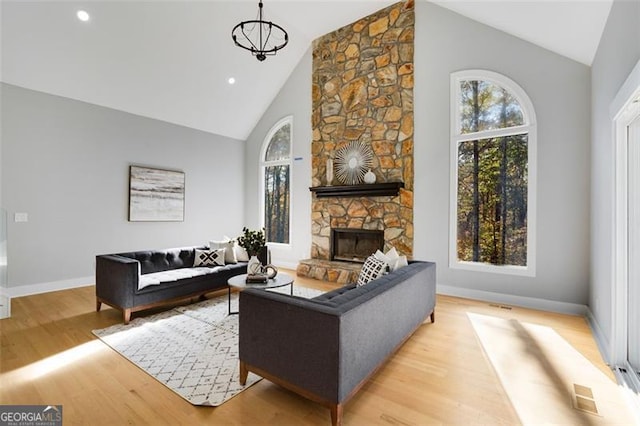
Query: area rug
468 312 637 425
93 286 323 406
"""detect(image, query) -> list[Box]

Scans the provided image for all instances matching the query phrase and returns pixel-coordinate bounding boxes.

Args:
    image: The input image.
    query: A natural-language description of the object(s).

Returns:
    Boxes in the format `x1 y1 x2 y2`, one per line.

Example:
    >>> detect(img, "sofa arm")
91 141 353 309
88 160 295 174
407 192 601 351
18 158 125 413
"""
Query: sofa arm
95 254 139 311
239 290 341 403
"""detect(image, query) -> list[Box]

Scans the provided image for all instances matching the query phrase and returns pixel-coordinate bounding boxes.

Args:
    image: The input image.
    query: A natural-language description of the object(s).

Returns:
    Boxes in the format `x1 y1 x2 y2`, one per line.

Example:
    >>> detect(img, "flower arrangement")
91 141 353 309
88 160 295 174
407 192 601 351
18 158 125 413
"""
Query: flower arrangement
237 227 266 256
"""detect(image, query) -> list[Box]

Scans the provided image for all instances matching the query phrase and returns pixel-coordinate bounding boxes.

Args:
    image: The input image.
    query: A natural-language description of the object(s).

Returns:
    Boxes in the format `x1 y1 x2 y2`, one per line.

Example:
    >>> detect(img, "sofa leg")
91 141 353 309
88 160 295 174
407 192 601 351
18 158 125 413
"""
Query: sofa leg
96 299 102 312
123 309 132 324
239 361 248 385
431 310 435 323
330 404 343 426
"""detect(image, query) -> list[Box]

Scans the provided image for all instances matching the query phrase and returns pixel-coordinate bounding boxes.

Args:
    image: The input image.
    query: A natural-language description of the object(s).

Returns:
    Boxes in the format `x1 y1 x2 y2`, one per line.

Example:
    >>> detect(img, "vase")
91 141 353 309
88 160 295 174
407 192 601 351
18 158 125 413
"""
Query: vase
326 158 334 186
247 255 262 275
364 169 376 184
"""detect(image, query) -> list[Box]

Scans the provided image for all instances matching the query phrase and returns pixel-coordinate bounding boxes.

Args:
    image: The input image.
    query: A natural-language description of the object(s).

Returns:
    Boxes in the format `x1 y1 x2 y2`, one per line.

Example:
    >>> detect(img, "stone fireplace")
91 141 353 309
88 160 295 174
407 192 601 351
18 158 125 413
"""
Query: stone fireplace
297 0 414 284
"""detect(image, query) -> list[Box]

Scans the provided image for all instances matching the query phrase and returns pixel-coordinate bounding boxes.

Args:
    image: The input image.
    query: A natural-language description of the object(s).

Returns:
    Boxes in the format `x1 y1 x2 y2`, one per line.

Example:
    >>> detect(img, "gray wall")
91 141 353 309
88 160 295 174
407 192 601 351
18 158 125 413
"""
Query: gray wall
243 49 312 268
1 83 245 289
590 0 640 351
250 2 592 305
414 2 591 305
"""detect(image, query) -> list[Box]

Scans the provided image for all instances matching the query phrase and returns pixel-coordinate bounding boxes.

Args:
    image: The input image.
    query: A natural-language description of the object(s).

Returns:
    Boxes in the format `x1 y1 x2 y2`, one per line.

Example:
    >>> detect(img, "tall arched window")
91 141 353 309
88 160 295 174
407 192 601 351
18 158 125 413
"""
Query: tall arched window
450 70 537 276
261 117 292 244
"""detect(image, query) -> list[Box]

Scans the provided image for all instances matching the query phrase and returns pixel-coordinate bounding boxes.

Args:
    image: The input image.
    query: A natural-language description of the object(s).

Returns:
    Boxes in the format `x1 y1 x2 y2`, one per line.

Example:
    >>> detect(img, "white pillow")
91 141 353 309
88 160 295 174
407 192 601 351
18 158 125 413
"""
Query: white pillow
374 247 402 271
194 248 226 267
234 245 249 262
209 239 237 264
394 255 408 270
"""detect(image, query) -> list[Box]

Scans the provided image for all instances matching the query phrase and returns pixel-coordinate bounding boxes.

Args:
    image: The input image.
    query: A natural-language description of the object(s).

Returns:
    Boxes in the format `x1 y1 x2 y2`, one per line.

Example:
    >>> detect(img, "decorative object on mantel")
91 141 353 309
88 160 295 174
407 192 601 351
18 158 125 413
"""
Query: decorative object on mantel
326 158 334 185
310 182 405 198
237 227 268 271
364 169 376 184
231 0 288 62
334 141 374 185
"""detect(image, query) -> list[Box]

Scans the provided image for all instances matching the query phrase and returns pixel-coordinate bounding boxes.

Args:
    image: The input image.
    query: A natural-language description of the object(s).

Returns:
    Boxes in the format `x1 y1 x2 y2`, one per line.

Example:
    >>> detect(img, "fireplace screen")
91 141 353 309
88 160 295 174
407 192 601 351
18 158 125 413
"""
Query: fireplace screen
331 228 384 263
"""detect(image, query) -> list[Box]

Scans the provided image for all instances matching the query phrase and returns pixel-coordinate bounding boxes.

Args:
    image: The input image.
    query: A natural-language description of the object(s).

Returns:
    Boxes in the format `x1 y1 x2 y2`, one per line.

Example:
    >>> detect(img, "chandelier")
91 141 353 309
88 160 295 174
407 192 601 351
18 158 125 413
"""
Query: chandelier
231 1 289 62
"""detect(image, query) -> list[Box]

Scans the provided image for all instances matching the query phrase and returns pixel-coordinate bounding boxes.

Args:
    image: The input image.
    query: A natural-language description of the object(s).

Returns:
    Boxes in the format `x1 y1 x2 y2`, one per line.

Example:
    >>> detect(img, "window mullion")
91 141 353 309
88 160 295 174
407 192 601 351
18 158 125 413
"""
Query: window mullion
454 125 531 143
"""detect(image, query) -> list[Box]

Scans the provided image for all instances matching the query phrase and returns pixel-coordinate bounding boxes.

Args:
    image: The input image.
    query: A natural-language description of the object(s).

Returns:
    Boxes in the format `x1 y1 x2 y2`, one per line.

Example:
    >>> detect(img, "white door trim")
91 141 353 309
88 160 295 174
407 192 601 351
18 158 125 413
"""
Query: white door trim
611 58 640 367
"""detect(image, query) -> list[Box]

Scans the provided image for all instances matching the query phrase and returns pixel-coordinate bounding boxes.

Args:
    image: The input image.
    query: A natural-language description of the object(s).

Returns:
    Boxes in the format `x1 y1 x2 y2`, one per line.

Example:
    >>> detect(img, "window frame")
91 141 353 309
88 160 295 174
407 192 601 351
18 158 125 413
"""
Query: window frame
449 70 537 276
260 115 293 247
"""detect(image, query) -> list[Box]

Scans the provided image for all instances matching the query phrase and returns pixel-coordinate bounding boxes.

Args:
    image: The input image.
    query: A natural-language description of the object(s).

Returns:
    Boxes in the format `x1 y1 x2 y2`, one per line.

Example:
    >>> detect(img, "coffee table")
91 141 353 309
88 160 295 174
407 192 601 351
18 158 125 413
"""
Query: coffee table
227 272 294 315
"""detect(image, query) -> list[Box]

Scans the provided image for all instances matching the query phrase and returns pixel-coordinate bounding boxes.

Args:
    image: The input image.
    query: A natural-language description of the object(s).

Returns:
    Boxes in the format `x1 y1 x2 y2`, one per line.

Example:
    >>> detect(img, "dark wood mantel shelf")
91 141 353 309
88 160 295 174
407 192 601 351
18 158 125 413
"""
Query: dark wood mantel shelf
309 182 404 198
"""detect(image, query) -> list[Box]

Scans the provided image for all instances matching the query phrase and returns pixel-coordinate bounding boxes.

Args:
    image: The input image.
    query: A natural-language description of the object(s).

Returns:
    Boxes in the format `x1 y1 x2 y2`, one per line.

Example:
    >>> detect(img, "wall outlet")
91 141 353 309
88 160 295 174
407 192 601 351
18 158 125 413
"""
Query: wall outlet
14 213 28 223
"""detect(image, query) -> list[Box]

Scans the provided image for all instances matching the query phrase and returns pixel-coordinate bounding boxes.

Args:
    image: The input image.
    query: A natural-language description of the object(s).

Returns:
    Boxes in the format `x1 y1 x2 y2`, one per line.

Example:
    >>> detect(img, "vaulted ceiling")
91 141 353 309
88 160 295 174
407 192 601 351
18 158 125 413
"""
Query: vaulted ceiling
1 0 612 140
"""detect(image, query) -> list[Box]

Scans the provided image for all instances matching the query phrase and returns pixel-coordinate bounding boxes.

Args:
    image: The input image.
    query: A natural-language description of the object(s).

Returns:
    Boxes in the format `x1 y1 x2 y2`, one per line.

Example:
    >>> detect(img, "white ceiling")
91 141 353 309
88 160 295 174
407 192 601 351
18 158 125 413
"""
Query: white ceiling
1 0 613 141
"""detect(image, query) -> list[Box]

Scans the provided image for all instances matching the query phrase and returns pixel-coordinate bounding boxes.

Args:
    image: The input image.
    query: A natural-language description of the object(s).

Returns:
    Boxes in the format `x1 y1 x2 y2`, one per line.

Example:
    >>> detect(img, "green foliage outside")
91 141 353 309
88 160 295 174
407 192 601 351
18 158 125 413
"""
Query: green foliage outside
264 124 291 244
457 80 528 266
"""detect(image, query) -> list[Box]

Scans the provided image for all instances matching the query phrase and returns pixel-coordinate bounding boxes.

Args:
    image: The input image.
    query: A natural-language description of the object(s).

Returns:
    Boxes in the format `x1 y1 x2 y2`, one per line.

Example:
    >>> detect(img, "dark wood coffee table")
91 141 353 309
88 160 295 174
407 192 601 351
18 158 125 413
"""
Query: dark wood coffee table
227 272 294 315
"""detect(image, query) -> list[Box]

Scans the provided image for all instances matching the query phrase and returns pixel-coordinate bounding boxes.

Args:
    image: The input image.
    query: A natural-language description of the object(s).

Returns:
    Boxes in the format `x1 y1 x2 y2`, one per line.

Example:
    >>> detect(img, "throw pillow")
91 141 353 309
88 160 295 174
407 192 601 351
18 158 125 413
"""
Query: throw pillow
394 255 408 270
234 245 249 262
357 255 387 287
209 239 237 264
193 248 226 267
373 247 401 271
224 234 250 261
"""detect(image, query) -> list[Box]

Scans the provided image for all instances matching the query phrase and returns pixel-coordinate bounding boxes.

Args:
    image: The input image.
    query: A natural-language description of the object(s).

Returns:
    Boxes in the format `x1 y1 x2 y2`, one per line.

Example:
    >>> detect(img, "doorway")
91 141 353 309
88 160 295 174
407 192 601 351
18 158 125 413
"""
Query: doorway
627 113 640 381
613 61 640 390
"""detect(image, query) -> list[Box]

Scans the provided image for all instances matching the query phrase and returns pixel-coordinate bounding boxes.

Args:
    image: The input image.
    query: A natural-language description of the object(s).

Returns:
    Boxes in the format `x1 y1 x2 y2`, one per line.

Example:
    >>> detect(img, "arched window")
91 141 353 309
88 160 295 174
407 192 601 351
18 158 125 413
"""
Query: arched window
261 117 292 244
450 70 537 276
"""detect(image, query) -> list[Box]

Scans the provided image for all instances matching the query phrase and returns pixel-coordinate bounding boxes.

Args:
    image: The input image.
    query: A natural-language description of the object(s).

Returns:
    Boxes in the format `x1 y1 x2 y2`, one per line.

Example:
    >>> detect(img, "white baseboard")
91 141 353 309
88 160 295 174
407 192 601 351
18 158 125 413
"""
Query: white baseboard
586 307 612 364
437 283 588 316
5 276 94 299
274 260 300 271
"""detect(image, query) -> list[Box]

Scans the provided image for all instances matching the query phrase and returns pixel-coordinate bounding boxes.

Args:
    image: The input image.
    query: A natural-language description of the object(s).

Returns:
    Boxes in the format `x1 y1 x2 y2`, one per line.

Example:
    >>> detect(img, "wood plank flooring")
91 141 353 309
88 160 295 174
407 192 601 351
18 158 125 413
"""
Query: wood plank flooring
0 272 626 425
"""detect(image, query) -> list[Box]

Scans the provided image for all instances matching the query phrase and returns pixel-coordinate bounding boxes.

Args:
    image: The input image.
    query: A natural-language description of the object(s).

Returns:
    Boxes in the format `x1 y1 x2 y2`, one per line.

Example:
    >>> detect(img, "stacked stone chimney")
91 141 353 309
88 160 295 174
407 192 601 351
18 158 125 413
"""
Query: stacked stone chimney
298 1 415 283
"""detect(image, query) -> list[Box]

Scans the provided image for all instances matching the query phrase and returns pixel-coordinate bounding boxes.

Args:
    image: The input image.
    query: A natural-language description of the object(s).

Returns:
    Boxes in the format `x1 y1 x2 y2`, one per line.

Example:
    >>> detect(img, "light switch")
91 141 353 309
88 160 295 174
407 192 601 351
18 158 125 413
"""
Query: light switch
14 213 28 223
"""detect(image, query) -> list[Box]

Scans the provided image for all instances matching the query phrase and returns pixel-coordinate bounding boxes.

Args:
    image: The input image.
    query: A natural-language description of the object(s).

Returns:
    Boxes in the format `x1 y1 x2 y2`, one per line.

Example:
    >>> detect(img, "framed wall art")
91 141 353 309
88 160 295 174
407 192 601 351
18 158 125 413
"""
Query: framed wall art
129 165 185 222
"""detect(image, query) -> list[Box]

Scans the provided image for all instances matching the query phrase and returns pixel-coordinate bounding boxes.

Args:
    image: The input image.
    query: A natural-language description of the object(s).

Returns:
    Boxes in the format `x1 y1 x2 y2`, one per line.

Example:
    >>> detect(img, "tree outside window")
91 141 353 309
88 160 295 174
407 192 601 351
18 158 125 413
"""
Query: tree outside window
450 71 536 275
262 118 291 244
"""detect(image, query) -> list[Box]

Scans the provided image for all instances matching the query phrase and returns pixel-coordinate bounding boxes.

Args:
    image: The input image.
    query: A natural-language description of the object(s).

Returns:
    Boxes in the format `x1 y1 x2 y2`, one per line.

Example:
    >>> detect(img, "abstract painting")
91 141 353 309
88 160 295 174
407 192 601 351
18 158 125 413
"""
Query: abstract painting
129 166 185 221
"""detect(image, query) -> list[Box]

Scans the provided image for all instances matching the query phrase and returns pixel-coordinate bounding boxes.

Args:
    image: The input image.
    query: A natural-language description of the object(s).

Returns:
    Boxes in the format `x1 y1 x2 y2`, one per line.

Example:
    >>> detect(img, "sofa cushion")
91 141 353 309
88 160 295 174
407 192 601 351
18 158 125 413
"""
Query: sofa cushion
311 262 423 309
357 255 387 287
194 248 226 267
120 247 198 274
138 266 225 290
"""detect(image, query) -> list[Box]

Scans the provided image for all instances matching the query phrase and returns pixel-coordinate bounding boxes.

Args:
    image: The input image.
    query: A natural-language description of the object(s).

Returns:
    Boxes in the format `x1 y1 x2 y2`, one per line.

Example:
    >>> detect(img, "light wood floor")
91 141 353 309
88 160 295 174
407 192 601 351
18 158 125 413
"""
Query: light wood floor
0 272 624 425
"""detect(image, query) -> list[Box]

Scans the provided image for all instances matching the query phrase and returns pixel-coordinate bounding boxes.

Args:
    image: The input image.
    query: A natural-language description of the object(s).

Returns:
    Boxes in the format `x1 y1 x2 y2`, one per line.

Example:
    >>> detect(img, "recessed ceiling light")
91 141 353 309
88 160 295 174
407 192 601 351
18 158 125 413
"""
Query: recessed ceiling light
228 77 236 85
76 10 90 22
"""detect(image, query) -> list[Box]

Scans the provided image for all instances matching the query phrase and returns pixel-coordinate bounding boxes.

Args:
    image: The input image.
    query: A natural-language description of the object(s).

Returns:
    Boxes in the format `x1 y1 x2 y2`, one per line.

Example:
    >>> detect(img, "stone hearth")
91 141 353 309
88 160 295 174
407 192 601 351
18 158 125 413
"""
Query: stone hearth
296 259 362 284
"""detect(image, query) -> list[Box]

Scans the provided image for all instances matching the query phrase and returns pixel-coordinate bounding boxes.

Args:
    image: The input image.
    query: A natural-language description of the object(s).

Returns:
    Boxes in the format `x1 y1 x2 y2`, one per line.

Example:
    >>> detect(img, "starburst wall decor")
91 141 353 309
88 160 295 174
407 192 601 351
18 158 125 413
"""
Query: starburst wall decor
334 141 374 185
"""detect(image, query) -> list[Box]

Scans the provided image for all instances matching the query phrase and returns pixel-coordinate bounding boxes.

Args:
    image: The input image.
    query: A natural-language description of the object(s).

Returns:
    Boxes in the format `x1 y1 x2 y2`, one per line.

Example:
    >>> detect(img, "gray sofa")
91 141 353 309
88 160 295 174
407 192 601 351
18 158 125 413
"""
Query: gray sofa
238 260 436 426
96 246 248 323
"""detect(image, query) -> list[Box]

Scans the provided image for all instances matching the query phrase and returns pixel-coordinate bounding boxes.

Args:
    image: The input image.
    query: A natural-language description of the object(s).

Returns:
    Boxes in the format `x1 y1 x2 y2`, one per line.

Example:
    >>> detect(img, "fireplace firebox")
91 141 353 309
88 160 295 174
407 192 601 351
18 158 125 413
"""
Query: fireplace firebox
331 228 384 263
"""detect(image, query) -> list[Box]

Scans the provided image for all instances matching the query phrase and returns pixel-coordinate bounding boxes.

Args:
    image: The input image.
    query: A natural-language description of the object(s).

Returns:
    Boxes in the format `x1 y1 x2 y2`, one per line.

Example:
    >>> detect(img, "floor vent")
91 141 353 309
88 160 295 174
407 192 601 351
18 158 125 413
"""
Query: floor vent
489 303 513 310
573 383 599 416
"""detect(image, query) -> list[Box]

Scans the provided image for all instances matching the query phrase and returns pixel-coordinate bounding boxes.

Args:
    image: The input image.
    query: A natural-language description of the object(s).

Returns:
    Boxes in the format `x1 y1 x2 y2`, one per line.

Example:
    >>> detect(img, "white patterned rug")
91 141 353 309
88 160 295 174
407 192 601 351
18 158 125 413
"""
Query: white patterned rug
93 286 323 406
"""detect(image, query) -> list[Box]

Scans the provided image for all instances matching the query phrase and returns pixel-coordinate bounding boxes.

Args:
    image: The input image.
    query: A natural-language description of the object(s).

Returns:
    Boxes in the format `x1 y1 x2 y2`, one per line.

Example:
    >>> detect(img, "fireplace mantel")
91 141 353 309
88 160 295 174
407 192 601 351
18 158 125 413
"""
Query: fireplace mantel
310 182 404 198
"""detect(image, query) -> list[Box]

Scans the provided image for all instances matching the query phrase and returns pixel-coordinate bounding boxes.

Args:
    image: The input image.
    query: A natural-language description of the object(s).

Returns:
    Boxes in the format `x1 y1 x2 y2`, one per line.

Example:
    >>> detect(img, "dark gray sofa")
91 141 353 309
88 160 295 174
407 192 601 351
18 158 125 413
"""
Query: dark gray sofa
96 246 247 323
238 260 436 426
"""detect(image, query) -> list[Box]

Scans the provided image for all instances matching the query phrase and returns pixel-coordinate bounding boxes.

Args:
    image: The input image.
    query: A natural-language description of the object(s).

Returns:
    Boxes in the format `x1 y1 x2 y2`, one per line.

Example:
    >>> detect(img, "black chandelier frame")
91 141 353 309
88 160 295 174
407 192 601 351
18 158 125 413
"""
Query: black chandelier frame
231 1 289 61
